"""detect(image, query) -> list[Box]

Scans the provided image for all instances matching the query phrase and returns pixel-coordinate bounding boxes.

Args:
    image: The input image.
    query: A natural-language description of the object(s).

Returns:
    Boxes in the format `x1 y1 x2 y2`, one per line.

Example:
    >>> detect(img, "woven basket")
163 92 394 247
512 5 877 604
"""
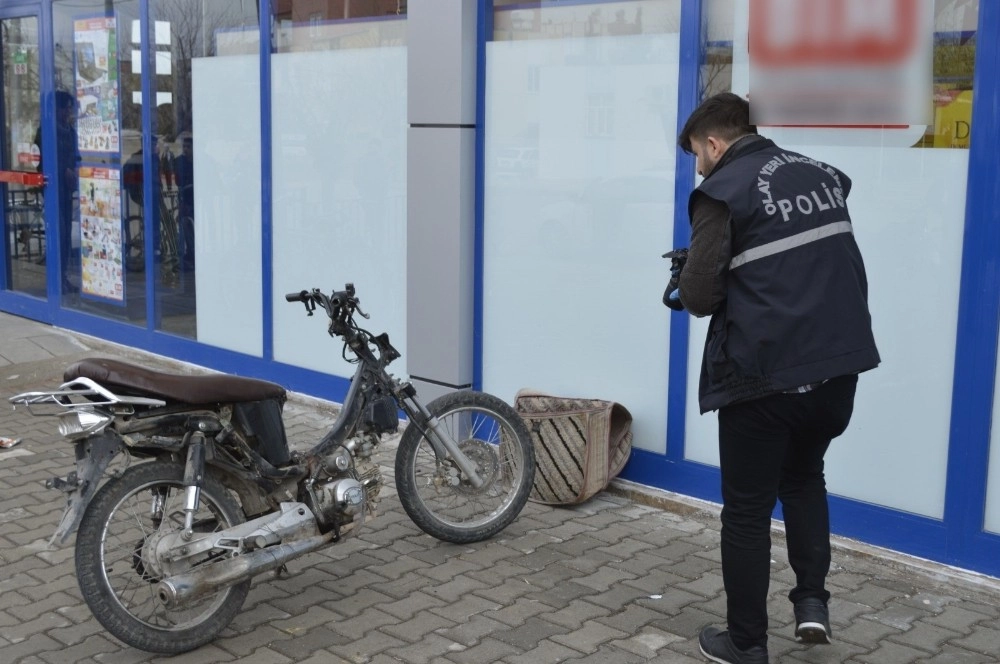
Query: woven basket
514 390 633 505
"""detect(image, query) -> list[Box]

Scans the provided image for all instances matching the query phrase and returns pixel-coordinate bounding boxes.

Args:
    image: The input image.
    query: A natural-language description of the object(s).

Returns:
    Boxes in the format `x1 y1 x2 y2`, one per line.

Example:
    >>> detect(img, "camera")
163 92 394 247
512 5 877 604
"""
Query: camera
662 248 689 311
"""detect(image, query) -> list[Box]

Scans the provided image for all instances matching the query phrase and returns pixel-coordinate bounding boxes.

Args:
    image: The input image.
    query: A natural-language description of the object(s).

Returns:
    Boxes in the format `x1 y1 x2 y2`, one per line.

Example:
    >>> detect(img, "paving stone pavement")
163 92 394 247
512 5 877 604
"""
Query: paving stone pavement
1 311 999 664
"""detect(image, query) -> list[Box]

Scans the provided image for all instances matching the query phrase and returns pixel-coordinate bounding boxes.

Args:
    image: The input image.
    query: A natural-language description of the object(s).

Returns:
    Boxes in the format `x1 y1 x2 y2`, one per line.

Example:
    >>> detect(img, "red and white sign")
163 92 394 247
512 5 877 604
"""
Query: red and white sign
16 142 40 168
748 0 932 126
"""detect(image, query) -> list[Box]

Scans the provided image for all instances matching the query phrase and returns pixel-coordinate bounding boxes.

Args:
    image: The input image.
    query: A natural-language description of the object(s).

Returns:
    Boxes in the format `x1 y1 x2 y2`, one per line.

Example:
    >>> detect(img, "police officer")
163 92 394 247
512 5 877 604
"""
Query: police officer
665 93 880 664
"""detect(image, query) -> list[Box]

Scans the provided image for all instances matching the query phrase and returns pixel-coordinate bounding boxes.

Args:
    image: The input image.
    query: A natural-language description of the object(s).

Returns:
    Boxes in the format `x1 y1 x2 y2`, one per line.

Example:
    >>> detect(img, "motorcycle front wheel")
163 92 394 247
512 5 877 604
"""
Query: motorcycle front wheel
395 391 535 543
75 461 250 654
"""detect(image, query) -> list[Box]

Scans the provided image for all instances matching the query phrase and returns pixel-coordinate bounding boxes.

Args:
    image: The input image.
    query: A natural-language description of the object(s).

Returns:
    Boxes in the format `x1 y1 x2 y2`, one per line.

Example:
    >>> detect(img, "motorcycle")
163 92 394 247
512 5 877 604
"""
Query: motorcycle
9 283 536 654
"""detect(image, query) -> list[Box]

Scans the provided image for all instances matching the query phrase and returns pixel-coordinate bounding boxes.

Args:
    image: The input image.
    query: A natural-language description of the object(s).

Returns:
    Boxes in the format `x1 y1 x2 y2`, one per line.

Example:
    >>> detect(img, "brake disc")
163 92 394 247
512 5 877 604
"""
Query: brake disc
452 438 500 495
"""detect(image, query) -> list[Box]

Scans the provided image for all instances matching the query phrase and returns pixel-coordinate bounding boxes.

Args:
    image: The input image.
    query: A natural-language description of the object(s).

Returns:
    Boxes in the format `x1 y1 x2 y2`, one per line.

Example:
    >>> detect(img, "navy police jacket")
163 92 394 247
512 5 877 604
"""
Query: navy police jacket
691 138 880 412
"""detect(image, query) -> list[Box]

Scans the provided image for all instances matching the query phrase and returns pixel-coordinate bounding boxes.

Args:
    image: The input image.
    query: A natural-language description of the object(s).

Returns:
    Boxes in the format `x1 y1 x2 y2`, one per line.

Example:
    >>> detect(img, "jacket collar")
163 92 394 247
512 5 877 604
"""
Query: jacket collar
703 134 773 182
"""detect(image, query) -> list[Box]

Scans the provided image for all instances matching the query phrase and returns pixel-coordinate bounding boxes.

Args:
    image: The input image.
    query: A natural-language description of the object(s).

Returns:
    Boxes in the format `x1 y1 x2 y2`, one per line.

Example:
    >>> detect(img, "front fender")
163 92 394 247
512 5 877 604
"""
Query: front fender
49 433 124 546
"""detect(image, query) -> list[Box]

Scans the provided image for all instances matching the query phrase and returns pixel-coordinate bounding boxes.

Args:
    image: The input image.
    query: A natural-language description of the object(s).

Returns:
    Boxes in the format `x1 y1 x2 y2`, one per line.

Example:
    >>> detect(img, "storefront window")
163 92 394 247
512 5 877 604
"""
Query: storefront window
1 16 43 297
269 2 408 379
51 0 259 343
51 1 136 317
687 0 980 520
149 0 261 345
481 0 682 454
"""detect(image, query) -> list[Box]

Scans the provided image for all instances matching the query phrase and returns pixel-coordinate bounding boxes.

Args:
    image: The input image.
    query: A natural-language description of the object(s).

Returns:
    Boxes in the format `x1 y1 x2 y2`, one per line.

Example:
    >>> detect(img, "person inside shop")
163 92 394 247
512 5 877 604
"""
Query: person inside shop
123 134 177 205
663 92 880 664
33 90 80 292
173 134 195 270
122 135 184 277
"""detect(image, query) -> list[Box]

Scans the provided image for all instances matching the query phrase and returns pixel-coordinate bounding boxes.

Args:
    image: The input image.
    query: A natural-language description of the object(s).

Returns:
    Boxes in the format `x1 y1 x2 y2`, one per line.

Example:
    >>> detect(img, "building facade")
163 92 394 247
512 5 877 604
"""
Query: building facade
2 0 999 579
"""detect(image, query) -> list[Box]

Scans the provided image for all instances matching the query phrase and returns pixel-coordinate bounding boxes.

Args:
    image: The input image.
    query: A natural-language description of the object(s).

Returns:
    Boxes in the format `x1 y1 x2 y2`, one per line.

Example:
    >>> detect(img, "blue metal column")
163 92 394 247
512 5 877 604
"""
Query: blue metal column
260 0 274 361
942 1 1000 576
139 0 156 328
665 0 702 464
472 0 492 392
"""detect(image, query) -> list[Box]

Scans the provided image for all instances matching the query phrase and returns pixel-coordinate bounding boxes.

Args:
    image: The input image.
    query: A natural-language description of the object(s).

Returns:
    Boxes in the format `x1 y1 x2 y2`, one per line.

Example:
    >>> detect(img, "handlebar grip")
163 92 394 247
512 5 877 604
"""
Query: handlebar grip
285 290 309 303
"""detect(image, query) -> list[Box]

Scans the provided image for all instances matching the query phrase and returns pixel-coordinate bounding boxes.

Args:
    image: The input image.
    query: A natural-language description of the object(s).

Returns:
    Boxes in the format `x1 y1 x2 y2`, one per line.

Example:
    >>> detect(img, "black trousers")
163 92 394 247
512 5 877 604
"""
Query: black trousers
717 374 858 650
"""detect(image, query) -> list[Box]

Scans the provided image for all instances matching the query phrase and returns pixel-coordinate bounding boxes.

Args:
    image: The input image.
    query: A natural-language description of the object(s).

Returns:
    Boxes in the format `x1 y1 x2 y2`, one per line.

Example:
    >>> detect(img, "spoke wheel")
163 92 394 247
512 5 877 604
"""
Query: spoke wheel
75 462 249 654
395 391 535 543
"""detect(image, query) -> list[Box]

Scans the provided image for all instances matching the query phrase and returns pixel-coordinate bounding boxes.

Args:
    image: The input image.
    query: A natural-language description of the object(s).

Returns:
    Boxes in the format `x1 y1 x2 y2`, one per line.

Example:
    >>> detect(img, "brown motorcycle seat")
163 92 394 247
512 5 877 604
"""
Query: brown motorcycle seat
64 358 287 406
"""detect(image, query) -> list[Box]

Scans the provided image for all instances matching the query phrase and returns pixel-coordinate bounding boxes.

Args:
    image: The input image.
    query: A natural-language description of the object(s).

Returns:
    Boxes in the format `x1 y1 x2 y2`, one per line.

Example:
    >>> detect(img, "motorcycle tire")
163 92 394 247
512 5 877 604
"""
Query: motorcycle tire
75 461 250 654
395 390 536 544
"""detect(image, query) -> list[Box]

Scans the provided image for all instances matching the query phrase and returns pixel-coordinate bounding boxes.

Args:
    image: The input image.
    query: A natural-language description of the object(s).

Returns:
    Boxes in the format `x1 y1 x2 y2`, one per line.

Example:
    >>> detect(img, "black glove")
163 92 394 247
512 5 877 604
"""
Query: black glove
663 283 684 311
662 248 689 311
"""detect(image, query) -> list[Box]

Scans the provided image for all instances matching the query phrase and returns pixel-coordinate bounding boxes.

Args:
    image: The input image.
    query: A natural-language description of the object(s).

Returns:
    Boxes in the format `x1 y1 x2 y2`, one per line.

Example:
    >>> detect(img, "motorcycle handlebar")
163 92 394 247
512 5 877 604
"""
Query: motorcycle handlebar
285 284 375 358
285 285 358 322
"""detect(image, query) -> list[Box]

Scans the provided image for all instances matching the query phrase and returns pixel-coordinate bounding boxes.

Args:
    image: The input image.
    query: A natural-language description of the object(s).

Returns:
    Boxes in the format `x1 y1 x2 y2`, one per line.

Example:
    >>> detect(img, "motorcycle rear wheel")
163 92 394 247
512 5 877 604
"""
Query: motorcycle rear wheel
395 391 535 543
75 461 250 654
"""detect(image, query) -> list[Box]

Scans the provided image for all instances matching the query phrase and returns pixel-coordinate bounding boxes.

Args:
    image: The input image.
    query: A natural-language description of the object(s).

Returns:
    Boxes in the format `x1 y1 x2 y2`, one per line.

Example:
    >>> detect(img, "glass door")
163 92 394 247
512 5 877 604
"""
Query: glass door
0 10 45 297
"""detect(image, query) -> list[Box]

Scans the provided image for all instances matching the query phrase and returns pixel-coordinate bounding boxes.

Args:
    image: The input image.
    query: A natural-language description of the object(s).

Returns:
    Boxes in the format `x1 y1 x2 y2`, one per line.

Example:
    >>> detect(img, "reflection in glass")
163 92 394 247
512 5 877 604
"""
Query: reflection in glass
2 16 45 297
50 0 259 338
52 0 139 319
273 0 406 53
493 0 679 40
148 0 261 343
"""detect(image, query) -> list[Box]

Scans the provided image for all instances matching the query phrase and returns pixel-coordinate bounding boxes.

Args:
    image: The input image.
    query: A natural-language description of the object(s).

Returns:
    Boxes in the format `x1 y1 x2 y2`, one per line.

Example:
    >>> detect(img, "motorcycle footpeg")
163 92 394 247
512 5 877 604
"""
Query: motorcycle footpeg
46 471 79 492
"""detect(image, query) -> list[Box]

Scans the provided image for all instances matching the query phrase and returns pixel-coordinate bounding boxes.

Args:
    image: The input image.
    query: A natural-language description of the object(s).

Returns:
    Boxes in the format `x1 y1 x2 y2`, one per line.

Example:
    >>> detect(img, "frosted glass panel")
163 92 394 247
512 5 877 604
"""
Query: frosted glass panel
684 144 968 520
271 47 407 379
482 34 680 453
192 55 263 356
986 350 1000 534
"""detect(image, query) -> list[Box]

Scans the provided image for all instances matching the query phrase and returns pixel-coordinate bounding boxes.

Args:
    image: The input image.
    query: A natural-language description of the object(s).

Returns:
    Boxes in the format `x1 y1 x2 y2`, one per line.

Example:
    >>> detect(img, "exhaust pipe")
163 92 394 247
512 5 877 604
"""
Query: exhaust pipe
157 533 333 609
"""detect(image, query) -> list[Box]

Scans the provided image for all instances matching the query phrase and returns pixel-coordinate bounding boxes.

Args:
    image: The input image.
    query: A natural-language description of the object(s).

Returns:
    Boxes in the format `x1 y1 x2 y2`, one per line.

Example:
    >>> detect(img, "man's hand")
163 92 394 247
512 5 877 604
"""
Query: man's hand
663 287 684 311
662 248 689 311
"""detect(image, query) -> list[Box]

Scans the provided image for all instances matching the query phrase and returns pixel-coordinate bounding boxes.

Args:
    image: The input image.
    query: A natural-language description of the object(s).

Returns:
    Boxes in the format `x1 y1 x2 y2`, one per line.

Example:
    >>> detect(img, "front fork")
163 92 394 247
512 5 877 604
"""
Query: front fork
401 395 484 489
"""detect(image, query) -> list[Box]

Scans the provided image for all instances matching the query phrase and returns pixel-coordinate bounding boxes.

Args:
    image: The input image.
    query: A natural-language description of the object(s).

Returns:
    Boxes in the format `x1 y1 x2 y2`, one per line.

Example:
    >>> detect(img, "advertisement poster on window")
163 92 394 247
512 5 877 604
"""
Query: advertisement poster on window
73 16 121 155
79 166 125 303
730 0 938 147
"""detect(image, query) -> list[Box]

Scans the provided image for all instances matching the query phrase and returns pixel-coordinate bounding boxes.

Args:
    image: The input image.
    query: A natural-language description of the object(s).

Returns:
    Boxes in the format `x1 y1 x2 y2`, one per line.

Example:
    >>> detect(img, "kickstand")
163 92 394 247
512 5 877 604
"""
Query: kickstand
273 563 300 579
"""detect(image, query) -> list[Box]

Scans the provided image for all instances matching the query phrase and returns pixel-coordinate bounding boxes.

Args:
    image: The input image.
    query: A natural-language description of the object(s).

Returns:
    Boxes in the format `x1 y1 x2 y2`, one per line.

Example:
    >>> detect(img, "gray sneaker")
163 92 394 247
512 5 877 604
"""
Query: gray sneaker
794 597 832 644
698 626 769 664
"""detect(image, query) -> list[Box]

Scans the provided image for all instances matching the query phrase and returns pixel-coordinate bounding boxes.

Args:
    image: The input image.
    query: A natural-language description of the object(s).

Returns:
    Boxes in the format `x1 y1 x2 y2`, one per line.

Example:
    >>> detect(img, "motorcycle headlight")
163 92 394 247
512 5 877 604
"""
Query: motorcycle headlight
58 410 112 439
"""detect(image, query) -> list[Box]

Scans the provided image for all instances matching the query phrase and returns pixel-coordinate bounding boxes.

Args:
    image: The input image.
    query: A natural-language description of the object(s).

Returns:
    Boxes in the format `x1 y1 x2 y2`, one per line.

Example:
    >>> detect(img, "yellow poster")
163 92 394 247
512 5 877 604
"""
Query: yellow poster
934 90 973 149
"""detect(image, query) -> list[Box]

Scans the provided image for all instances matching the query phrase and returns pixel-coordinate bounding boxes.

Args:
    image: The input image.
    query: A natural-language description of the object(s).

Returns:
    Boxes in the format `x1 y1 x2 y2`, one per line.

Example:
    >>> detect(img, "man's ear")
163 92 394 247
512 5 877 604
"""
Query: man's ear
706 136 725 157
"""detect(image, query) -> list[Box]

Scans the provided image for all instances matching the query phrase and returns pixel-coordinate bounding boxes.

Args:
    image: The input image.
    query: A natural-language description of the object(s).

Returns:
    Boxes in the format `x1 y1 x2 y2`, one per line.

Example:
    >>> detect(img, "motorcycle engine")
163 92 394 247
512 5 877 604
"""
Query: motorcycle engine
305 438 383 534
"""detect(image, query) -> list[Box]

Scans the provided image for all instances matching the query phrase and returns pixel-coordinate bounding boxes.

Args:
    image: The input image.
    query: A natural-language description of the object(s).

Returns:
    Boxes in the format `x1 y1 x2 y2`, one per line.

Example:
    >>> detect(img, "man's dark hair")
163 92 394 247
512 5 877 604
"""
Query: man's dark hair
678 92 756 153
